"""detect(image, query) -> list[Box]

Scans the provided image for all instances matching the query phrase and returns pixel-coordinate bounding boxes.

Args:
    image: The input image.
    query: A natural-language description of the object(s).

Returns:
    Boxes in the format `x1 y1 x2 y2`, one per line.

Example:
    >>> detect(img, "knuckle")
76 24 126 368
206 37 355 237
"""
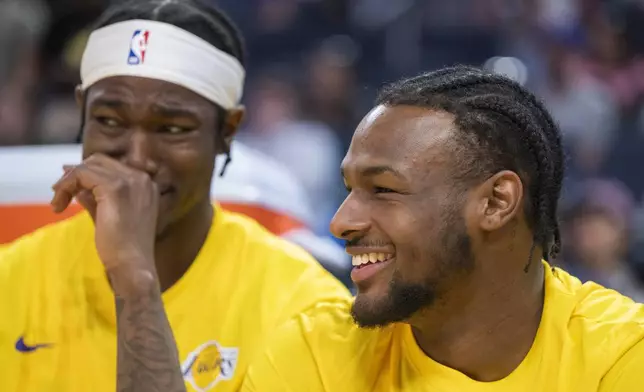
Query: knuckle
86 152 107 162
110 178 129 197
132 171 154 188
83 155 100 166
148 180 158 193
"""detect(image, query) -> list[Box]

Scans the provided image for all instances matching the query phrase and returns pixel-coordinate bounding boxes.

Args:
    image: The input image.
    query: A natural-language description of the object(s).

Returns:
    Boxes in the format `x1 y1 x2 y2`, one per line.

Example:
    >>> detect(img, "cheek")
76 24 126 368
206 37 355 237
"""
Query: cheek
158 138 215 194
170 149 215 185
376 203 443 282
81 126 124 157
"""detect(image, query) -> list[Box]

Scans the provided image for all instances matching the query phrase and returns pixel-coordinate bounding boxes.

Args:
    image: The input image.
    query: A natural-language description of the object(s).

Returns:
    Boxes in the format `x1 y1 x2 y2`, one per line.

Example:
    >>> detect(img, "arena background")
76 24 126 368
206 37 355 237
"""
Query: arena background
1 0 644 298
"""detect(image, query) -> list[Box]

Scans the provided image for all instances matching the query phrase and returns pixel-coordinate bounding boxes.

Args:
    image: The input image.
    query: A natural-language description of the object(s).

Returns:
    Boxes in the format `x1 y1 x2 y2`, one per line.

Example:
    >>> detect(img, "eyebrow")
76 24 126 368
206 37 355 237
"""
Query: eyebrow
341 165 407 180
150 103 201 119
89 98 200 119
89 97 128 110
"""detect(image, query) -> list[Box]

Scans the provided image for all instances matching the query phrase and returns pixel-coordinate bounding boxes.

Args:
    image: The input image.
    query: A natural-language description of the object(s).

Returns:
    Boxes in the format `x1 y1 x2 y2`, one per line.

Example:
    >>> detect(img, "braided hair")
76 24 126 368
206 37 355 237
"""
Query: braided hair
377 65 564 266
81 0 245 176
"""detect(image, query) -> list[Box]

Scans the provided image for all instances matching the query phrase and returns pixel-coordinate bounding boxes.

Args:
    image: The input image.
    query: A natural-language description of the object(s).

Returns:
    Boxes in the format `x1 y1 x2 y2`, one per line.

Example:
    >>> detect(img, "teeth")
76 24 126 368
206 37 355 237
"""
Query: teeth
351 253 393 267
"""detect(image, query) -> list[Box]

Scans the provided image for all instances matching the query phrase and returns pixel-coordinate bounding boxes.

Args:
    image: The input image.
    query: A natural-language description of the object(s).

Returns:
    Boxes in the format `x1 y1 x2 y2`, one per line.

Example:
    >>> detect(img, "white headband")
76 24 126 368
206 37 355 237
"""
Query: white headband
80 19 245 109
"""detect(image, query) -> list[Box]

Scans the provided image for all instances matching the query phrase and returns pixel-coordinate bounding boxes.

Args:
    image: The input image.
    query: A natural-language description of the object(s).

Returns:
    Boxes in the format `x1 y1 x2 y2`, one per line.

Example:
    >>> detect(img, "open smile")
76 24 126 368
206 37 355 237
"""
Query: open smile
350 252 395 284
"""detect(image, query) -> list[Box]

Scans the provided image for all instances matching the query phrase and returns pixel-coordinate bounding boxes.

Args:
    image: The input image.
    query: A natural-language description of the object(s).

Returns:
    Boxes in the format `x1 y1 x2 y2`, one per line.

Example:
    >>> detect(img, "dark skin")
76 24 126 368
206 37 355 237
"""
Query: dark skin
331 105 545 382
50 76 243 392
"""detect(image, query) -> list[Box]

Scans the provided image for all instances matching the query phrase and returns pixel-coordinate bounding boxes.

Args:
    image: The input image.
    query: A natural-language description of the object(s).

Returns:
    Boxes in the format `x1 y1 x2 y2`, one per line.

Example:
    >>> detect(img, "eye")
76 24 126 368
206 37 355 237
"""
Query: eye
95 116 120 127
160 125 191 135
374 186 395 194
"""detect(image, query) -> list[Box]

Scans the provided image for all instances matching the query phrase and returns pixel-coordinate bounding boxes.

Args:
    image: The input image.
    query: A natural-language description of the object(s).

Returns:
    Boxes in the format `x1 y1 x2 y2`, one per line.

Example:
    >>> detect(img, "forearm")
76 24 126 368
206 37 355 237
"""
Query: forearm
112 271 186 392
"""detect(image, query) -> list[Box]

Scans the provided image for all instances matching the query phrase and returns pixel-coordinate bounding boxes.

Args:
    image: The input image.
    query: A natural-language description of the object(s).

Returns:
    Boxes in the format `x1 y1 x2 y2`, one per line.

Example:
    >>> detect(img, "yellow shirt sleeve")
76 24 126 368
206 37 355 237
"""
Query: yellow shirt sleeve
241 325 325 392
273 261 351 327
242 301 353 392
599 338 644 391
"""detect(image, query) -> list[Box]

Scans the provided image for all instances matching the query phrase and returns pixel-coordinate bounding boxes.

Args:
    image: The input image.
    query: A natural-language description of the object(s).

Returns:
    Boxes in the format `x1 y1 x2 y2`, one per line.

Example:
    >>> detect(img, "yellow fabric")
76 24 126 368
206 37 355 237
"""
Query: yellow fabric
243 264 644 391
0 205 350 392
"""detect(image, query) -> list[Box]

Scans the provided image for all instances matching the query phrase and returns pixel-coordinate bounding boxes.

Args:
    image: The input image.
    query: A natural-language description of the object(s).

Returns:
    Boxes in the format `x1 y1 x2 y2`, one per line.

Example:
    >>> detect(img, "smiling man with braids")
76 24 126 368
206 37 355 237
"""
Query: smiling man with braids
241 66 644 391
0 1 350 391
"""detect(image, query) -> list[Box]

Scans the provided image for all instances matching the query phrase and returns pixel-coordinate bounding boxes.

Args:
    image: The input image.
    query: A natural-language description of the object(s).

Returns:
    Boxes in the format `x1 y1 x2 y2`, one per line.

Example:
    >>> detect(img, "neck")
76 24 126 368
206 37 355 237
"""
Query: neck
154 198 214 292
409 253 545 382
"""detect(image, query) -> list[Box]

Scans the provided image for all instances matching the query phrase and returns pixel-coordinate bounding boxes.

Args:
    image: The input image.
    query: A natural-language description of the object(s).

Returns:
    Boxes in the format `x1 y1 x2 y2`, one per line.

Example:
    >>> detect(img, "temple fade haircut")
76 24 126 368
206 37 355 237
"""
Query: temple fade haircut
80 0 246 176
376 65 564 268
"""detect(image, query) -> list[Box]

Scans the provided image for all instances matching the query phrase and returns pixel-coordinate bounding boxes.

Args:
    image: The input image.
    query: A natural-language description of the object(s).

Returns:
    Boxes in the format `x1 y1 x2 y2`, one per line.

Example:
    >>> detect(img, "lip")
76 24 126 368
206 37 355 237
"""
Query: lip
350 257 394 285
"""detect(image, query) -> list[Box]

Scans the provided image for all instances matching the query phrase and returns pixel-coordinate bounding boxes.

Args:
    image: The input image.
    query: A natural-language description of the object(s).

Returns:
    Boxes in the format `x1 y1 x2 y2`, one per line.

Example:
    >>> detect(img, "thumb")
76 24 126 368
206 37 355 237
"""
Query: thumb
76 189 98 221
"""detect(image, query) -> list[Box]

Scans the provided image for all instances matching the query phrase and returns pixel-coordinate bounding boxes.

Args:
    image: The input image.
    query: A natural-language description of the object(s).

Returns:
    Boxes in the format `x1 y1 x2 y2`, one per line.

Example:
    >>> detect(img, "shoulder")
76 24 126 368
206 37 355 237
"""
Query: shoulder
554 266 644 337
245 300 394 390
218 207 327 272
216 208 351 316
549 266 644 372
0 213 93 338
278 300 392 352
0 212 93 280
599 338 644 391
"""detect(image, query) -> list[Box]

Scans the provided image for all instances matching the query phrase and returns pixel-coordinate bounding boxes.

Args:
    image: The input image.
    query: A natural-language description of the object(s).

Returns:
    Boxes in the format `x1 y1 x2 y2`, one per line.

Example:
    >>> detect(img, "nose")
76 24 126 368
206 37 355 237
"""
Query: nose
123 131 159 176
330 192 371 241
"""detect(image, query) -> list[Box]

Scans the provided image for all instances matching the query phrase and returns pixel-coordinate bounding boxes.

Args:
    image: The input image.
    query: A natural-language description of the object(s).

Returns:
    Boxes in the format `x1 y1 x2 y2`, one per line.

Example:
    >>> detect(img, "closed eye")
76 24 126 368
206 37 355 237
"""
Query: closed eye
374 186 395 194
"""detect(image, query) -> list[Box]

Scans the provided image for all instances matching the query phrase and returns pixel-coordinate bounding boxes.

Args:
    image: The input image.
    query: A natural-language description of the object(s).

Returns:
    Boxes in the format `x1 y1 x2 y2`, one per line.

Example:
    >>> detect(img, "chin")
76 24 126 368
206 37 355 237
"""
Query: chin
351 293 398 329
351 278 437 329
154 219 172 241
154 209 180 240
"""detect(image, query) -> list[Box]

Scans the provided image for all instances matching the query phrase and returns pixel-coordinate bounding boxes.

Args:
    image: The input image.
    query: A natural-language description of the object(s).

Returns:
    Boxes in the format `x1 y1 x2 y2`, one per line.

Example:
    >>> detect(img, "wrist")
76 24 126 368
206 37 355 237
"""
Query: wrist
107 264 160 298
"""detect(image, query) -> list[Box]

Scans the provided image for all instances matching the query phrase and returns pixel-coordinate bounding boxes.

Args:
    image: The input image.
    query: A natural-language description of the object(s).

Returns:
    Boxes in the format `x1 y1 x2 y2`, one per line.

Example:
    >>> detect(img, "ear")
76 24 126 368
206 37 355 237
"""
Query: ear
218 105 245 153
475 170 524 232
74 85 84 109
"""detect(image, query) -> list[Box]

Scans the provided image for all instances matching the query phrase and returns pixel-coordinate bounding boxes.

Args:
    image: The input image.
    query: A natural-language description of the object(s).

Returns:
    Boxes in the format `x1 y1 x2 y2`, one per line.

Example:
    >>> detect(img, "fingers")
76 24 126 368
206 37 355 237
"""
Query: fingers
76 189 98 220
51 166 81 213
51 162 115 213
84 153 144 177
51 153 154 214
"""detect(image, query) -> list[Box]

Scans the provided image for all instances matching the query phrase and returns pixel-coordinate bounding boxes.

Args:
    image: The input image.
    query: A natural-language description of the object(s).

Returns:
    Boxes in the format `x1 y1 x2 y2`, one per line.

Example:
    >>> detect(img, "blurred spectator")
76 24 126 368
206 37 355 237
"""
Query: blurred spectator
575 4 644 113
302 35 362 148
239 66 343 233
535 29 618 178
37 98 81 144
561 179 644 302
0 0 49 146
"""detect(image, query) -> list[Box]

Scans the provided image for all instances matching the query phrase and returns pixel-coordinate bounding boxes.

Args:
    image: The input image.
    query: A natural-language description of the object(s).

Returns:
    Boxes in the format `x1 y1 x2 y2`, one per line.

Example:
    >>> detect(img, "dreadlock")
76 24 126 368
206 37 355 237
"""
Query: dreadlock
80 0 246 176
376 65 564 269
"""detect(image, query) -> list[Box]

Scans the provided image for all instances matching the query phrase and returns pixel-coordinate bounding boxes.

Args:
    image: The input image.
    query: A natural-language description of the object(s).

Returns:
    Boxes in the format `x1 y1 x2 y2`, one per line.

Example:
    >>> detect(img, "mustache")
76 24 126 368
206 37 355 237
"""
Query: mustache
345 237 392 248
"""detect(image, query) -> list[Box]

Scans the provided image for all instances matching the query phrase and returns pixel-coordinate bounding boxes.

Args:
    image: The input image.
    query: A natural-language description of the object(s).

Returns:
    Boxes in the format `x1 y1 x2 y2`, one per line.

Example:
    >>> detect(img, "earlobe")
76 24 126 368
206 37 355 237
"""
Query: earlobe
480 170 523 231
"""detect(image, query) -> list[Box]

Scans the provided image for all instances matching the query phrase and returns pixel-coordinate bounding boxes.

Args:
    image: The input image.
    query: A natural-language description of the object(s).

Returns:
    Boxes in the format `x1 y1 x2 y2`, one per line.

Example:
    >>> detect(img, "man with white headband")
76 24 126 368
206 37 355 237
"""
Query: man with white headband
0 1 349 391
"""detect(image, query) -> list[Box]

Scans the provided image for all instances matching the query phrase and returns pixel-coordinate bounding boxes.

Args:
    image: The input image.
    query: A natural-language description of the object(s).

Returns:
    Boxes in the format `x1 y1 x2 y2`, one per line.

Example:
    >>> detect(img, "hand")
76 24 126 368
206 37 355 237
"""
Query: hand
51 153 159 294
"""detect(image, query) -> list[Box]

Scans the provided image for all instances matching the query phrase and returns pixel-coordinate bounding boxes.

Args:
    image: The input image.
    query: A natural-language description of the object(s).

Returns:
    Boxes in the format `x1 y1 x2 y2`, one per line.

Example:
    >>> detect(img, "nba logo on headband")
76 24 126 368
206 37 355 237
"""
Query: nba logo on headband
127 29 150 65
82 20 245 109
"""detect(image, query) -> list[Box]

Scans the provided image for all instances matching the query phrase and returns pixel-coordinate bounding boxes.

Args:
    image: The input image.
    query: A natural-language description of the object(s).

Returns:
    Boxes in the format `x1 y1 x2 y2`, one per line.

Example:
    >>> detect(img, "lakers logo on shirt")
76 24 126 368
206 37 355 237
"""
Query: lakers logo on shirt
181 341 239 391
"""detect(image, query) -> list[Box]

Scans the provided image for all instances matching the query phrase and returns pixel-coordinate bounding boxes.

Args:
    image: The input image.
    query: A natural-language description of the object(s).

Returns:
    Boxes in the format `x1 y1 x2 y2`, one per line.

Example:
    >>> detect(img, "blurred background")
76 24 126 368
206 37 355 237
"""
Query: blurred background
2 0 644 299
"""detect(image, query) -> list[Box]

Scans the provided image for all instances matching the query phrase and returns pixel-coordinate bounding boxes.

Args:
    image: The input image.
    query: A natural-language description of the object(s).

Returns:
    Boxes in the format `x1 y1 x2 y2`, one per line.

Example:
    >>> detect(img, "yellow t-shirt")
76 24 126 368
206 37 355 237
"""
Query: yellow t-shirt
243 264 644 391
0 205 350 392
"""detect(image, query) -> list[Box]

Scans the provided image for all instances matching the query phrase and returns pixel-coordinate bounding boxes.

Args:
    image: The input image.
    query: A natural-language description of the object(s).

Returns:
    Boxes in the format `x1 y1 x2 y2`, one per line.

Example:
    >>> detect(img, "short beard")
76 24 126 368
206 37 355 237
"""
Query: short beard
351 276 436 328
350 208 474 328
